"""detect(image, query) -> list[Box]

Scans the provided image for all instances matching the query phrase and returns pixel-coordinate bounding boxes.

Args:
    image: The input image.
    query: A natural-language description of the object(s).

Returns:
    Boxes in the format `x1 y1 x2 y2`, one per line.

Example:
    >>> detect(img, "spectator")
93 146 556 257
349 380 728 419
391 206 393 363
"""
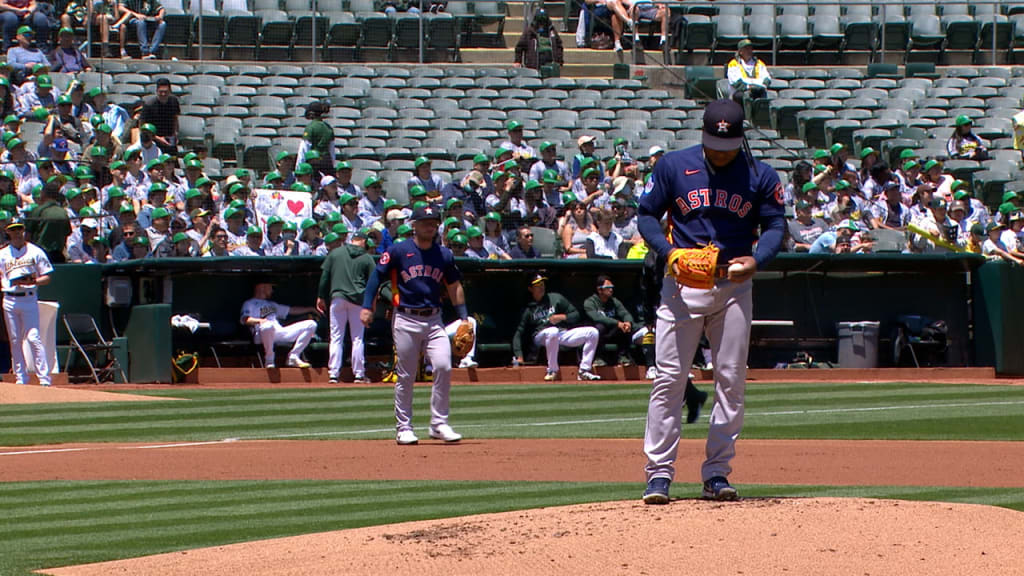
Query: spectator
3 20 49 62
896 160 922 204
167 231 194 257
202 225 229 257
809 220 870 254
857 147 879 186
862 162 893 203
338 192 363 231
447 231 468 257
529 141 568 186
118 0 166 59
314 175 341 218
357 175 383 223
726 39 771 104
125 122 160 164
514 9 563 73
66 215 98 262
48 27 90 73
407 156 444 194
571 135 602 180
186 207 211 252
512 273 600 381
67 80 93 121
583 274 642 366
64 0 125 58
376 0 418 15
508 225 538 258
110 218 136 260
481 210 511 256
826 180 866 227
464 225 496 259
233 225 265 256
139 78 179 153
788 200 829 252
14 72 53 117
129 233 150 258
947 115 989 161
52 94 86 145
0 77 14 118
221 207 247 251
952 181 989 228
442 170 487 217
299 101 334 174
25 180 70 262
144 204 171 252
619 0 668 48
499 119 536 160
920 159 953 199
578 166 605 207
870 181 911 231
982 221 1023 263
559 193 594 258
584 207 622 259
910 197 957 253
1001 210 1022 253
539 169 563 209
87 87 129 141
576 0 628 48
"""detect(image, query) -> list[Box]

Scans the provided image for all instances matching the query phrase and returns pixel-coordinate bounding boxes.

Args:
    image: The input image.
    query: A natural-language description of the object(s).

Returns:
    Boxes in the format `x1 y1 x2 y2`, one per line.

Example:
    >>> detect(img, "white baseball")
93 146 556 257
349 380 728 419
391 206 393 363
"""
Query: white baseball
728 262 744 275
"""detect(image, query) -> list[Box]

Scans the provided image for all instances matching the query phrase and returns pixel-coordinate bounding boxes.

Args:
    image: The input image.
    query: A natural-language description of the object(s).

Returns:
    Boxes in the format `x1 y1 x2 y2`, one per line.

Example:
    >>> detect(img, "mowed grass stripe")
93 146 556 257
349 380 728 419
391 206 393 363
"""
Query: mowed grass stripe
4 383 1024 445
2 480 1024 576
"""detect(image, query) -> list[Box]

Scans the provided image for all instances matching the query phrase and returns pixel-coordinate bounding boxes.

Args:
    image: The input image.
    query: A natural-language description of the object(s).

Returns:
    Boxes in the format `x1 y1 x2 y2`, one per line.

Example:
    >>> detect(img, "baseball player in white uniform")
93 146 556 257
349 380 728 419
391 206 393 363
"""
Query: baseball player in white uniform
0 218 53 386
637 99 786 504
241 281 320 369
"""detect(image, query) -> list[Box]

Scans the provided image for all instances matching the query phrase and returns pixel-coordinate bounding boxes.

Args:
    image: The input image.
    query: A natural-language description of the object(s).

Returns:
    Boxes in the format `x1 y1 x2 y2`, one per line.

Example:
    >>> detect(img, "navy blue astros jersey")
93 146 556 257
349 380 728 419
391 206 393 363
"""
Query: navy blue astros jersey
375 238 461 308
638 144 785 265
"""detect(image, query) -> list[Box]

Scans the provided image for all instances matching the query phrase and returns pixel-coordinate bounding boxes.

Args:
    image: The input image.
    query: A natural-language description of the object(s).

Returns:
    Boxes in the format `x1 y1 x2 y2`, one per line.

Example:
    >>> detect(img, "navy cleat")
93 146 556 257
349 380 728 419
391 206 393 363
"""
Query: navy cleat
642 477 671 505
702 476 739 501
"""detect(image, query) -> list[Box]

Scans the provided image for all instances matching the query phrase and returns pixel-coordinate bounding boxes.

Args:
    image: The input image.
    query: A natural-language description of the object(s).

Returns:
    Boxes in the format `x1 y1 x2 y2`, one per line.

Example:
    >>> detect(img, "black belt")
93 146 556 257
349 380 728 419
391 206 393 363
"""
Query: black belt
397 306 439 317
5 291 34 297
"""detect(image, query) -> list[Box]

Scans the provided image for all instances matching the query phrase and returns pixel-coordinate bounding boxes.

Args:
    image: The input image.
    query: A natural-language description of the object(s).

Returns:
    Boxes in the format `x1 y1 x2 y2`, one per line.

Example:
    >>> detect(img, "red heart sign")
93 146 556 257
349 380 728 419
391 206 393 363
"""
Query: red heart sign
286 200 305 215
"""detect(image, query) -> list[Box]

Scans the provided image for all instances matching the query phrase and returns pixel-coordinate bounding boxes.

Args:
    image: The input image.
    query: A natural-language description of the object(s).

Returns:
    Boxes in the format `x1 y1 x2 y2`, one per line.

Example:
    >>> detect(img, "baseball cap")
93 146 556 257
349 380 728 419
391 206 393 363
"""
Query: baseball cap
382 198 399 212
57 94 72 105
196 176 213 188
171 232 189 244
701 99 745 151
737 38 752 49
830 143 845 155
300 218 317 231
190 208 211 219
294 162 313 176
903 160 919 171
414 156 431 169
1002 191 1018 203
74 166 94 179
581 167 600 180
840 220 859 232
275 150 294 162
899 149 918 160
611 176 631 196
953 190 970 201
228 182 248 196
331 223 349 235
363 175 381 188
386 210 406 222
151 207 171 220
813 149 830 160
146 158 163 171
929 197 948 210
445 197 464 209
290 182 312 193
443 216 460 229
834 179 851 192
970 223 985 236
450 233 467 246
951 179 968 192
133 235 150 247
396 223 413 236
266 215 283 227
494 146 513 160
529 273 548 286
577 135 597 147
538 141 555 152
320 175 337 188
264 171 282 184
801 182 817 193
185 158 202 169
859 147 877 159
16 25 33 36
223 207 243 220
140 123 156 134
324 211 341 223
338 192 356 205
986 221 1004 233
466 225 483 238
506 119 523 131
87 86 105 98
90 146 108 158
409 185 427 198
334 160 351 171
795 200 812 211
246 225 262 236
5 217 23 229
472 153 489 165
411 205 441 221
955 114 973 127
464 170 485 188
502 159 518 171
923 159 942 171
64 187 83 200
107 186 126 199
6 137 23 150
119 204 135 215
648 145 665 157
323 232 340 244
541 169 560 184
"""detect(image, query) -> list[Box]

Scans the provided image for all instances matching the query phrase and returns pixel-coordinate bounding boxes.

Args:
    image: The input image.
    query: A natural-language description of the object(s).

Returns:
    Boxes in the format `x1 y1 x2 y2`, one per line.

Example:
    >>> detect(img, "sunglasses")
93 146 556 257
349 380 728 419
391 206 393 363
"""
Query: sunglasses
214 234 228 239
523 233 534 238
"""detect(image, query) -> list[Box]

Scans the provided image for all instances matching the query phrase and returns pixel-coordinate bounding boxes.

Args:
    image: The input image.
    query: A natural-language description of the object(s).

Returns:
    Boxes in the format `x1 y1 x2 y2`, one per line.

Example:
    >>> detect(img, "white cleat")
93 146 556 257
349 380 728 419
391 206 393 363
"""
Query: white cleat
287 357 312 369
396 430 419 445
458 357 478 369
577 369 601 381
645 366 657 380
429 424 463 443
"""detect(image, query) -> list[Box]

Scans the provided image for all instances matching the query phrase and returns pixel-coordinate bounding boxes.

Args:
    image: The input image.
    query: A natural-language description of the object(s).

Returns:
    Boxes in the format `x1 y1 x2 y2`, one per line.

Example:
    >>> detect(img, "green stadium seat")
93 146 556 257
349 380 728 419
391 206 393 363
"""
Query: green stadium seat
796 109 836 148
256 10 295 60
878 15 910 55
943 15 981 52
824 118 861 150
908 14 946 55
679 14 714 57
778 14 812 54
712 14 744 59
293 14 330 50
684 65 716 100
357 12 392 50
770 98 805 138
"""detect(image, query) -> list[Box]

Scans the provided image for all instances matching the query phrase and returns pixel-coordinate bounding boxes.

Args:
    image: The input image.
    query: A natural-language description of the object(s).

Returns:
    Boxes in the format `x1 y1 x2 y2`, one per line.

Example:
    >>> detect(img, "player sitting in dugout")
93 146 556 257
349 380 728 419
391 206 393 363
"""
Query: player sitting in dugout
513 273 601 382
582 274 646 367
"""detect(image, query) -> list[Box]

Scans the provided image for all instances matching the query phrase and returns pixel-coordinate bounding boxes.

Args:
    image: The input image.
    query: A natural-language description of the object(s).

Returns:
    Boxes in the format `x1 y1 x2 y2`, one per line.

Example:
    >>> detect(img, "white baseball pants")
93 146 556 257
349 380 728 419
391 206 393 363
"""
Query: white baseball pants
4 295 50 386
328 297 365 379
393 312 452 433
644 277 752 483
257 319 318 365
533 325 599 372
444 317 477 361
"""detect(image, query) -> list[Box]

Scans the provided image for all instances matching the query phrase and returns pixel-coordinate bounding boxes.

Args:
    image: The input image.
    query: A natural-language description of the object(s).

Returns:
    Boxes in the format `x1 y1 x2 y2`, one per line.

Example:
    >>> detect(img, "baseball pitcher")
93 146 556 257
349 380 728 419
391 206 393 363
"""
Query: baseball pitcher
0 218 53 386
637 99 785 504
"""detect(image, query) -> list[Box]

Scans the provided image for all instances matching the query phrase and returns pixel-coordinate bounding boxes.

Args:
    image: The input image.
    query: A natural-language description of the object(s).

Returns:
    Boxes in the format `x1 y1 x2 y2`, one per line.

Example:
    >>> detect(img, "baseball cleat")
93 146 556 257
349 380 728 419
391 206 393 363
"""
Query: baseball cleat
396 430 419 445
353 376 371 384
645 366 657 380
686 388 709 424
265 363 276 369
287 357 312 369
642 477 671 505
543 370 558 382
458 357 478 369
577 369 601 381
328 376 339 384
702 476 739 501
428 424 463 443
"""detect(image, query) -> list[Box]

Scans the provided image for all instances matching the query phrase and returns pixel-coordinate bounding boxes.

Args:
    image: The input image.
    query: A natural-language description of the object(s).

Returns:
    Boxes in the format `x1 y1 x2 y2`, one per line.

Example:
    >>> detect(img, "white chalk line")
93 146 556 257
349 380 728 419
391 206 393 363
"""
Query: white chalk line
2 399 1024 456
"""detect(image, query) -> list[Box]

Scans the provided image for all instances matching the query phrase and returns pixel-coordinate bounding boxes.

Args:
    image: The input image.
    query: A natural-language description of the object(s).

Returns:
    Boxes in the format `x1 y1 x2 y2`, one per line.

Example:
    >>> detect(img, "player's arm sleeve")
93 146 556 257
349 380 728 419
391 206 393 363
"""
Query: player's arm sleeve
616 298 634 325
35 253 54 277
442 249 462 284
753 170 787 269
317 253 333 300
512 308 529 358
276 303 291 318
637 160 673 260
239 302 252 325
560 295 581 326
362 268 382 309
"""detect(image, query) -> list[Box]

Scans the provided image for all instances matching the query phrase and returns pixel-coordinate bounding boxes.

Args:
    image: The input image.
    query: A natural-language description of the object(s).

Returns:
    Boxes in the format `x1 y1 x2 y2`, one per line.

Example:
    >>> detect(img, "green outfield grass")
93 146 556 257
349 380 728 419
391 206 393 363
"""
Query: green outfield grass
2 382 1024 446
1 480 1023 576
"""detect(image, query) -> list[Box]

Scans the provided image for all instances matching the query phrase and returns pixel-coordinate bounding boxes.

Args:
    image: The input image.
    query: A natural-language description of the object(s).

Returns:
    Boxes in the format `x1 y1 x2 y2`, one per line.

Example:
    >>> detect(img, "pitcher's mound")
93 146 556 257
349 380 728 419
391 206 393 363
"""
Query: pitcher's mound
41 497 1024 576
0 382 176 404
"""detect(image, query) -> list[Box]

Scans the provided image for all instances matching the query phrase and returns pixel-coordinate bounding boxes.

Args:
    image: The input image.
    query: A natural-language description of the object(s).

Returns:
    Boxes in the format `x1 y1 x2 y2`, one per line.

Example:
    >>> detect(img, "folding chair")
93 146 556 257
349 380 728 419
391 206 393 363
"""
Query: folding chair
63 313 128 384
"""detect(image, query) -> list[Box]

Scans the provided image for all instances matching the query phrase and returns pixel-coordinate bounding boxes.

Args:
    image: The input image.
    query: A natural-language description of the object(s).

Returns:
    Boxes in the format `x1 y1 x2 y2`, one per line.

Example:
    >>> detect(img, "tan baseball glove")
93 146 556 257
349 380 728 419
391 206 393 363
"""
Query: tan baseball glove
452 321 475 358
667 244 720 290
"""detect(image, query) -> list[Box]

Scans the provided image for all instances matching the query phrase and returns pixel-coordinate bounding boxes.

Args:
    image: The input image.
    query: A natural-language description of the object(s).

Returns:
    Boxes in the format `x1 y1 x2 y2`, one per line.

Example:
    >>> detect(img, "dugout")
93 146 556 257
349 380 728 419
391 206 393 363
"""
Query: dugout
23 252 1024 379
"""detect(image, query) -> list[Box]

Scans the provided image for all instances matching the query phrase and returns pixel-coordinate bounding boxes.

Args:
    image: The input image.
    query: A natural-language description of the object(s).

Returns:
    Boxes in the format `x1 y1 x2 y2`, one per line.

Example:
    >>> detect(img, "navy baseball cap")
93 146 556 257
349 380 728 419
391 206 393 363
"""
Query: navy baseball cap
702 99 745 151
410 205 441 222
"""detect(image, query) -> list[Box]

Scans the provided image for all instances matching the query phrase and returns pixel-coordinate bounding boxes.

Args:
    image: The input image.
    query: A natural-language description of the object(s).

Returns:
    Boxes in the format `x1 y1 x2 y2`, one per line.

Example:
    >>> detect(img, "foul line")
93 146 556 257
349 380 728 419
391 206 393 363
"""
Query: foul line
2 399 1024 455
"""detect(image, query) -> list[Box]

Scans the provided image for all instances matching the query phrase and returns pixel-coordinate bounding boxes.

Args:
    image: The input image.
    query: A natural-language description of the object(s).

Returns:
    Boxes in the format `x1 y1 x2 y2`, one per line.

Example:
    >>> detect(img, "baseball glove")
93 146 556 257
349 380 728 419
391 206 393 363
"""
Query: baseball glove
452 321 475 358
667 244 720 290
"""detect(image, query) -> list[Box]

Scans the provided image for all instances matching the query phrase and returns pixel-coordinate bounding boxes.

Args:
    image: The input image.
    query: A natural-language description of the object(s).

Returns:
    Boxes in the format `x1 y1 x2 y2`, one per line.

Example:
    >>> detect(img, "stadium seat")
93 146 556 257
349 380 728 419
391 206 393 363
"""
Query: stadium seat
257 10 295 60
908 15 947 55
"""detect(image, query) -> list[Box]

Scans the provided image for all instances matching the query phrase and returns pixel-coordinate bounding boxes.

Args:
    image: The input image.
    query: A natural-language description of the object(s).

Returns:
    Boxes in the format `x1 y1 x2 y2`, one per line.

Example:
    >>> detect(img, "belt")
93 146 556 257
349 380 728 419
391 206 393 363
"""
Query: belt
397 306 439 317
5 290 35 297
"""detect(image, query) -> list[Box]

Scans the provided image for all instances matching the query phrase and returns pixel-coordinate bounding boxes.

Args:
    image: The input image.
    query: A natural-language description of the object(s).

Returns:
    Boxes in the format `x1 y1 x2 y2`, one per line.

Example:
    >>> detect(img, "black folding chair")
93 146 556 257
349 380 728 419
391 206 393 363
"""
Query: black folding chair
62 313 128 384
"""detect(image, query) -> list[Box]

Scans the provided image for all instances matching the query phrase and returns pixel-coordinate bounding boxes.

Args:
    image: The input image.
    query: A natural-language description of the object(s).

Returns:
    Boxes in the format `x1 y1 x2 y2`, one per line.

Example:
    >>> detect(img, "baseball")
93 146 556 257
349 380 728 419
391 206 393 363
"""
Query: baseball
728 262 744 275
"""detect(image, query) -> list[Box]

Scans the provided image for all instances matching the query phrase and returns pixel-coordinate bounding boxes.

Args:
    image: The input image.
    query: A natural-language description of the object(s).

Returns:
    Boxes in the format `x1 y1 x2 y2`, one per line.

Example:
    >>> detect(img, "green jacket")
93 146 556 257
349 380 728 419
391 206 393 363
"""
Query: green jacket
318 244 374 305
582 293 633 329
303 119 333 156
513 291 580 358
26 200 71 255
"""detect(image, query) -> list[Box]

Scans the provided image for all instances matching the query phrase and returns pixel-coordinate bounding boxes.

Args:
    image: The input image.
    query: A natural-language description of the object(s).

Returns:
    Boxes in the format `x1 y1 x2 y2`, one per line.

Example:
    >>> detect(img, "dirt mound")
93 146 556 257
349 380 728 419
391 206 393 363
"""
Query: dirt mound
40 498 1024 576
0 382 178 404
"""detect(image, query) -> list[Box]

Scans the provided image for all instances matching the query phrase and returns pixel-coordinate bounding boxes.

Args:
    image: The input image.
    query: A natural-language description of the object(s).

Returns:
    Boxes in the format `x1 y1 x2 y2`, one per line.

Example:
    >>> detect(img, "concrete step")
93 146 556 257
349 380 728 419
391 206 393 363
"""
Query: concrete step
460 46 626 65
